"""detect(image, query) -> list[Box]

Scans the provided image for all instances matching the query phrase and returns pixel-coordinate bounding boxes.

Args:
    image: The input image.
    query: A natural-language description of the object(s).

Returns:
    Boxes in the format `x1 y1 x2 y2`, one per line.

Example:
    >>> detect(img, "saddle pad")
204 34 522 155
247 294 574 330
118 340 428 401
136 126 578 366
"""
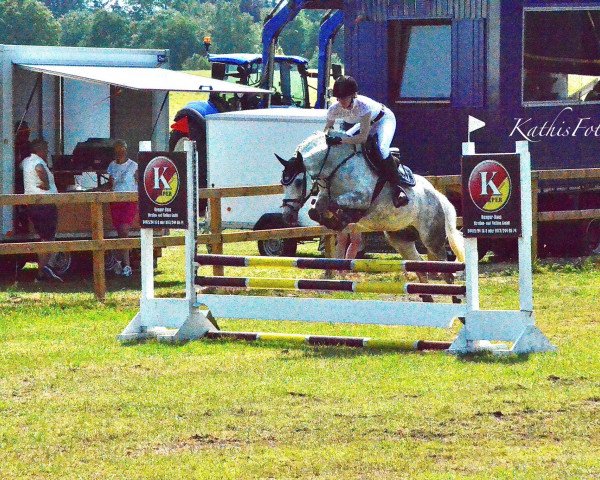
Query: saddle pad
397 163 416 187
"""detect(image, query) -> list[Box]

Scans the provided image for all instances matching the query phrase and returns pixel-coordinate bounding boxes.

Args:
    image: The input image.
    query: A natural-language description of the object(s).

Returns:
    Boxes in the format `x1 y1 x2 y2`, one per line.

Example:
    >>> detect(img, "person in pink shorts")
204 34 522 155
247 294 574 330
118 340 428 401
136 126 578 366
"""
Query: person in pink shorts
106 140 138 277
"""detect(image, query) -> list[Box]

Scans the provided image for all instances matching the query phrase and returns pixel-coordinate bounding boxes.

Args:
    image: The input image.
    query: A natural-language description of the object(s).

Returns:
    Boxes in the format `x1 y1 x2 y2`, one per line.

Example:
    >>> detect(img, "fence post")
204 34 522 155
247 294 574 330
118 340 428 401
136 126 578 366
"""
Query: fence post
90 202 106 301
208 197 224 276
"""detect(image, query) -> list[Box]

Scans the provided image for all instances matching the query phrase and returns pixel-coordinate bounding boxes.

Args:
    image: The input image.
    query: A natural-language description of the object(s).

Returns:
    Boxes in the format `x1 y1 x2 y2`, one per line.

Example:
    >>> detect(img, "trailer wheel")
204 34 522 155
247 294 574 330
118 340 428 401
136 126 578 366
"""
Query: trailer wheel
48 252 72 276
254 213 298 257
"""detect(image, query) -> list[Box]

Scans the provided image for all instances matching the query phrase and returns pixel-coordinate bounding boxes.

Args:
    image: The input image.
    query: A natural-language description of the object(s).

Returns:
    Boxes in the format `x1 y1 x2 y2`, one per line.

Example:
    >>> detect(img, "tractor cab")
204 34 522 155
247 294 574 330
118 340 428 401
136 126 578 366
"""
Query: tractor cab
208 53 310 111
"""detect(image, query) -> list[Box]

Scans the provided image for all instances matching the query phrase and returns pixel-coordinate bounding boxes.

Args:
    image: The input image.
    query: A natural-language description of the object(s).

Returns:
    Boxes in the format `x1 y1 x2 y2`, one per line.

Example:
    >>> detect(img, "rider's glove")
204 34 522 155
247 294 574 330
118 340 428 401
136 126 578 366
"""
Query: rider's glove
325 135 343 146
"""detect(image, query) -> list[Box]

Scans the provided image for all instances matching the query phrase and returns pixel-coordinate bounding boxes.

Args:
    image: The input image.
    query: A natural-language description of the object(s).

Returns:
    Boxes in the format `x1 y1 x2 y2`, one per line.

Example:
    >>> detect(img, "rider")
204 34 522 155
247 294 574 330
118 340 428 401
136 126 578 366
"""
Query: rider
323 75 408 207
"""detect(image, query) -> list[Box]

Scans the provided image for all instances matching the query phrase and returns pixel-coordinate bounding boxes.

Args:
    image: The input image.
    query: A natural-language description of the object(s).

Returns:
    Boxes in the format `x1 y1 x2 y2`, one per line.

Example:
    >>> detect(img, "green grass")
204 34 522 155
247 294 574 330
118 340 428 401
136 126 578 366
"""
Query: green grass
169 70 211 121
1 242 599 479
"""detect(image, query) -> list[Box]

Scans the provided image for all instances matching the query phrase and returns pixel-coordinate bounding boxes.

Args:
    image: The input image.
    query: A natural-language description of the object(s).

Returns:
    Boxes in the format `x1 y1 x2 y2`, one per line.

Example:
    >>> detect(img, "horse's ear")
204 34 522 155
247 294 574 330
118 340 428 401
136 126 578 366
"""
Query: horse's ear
295 152 303 164
275 154 289 167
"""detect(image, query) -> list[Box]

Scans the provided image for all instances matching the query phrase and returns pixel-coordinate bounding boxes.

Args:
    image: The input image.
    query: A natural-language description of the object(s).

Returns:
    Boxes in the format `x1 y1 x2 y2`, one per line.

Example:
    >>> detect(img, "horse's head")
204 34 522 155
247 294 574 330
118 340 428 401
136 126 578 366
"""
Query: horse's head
276 152 309 226
276 130 355 225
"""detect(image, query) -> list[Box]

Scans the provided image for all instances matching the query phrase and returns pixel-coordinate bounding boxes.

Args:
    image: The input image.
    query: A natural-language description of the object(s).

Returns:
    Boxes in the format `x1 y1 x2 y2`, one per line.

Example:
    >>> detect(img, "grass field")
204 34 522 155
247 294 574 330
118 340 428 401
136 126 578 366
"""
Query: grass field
1 241 599 479
169 70 211 120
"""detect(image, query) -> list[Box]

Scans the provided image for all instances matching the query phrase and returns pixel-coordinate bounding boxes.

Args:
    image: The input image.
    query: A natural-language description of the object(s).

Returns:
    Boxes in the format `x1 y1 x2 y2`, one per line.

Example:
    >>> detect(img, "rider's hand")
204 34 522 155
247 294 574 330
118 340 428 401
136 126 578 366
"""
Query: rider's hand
325 135 343 146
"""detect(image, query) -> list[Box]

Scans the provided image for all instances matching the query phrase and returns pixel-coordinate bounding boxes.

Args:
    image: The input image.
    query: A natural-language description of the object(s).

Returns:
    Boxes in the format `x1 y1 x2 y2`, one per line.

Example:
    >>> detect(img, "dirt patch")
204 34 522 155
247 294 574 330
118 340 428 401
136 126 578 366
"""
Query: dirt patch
153 433 246 455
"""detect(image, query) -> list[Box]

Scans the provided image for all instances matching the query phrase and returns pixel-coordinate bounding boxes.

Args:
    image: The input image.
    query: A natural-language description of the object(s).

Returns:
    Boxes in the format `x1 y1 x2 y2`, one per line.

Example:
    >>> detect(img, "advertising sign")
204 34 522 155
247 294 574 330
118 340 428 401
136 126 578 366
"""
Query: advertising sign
138 152 187 229
462 154 521 238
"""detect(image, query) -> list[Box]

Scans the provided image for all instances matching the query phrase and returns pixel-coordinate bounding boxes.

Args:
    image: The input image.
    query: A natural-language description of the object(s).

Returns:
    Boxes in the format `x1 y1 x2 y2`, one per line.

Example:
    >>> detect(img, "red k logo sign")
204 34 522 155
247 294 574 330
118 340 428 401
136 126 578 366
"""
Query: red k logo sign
143 156 180 206
468 160 512 213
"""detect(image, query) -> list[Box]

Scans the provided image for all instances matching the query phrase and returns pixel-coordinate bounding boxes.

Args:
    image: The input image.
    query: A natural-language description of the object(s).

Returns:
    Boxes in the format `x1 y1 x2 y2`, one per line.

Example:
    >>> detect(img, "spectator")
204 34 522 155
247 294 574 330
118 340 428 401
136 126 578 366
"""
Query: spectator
106 140 138 277
21 138 62 282
14 120 31 233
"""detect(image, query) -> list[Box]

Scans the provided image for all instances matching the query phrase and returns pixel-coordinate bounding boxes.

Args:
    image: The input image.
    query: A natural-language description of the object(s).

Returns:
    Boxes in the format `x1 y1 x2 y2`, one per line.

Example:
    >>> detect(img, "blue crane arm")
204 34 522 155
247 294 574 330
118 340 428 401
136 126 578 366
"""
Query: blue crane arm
260 0 305 90
315 9 343 109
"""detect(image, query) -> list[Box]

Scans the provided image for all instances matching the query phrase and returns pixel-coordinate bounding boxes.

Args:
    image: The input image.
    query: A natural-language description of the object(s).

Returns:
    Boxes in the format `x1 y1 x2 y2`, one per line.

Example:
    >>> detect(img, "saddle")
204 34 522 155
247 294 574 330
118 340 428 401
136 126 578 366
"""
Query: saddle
362 136 416 188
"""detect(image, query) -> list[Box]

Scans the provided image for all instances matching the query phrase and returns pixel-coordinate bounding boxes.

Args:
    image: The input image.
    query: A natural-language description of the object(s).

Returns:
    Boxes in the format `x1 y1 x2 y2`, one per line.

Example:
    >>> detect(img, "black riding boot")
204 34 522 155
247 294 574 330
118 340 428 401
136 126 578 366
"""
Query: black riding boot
381 156 409 207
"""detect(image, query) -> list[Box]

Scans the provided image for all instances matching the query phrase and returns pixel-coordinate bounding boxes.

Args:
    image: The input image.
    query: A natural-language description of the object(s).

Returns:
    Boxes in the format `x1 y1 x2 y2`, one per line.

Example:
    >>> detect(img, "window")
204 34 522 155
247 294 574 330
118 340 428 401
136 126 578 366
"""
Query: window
389 22 452 102
523 9 600 104
272 62 308 107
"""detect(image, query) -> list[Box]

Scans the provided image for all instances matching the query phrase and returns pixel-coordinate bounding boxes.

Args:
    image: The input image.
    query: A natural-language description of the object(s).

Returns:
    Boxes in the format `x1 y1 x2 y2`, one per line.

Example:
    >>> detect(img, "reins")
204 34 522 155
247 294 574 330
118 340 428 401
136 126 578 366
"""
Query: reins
281 141 360 213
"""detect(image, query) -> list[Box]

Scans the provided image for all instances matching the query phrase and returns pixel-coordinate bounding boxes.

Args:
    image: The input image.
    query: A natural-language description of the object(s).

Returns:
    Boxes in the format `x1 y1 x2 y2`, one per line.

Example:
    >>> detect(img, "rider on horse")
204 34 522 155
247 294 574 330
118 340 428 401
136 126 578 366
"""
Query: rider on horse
323 76 408 207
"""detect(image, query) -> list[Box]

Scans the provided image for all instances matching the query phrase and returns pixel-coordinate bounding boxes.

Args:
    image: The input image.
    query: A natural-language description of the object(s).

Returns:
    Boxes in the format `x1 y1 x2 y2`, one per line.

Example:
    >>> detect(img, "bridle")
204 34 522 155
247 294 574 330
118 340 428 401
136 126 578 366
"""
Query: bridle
281 165 315 214
314 146 359 196
280 142 360 213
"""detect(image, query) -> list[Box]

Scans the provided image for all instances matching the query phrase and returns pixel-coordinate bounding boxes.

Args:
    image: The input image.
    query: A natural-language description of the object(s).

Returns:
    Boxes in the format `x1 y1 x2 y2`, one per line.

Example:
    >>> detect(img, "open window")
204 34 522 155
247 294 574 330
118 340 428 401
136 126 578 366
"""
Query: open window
523 9 600 104
389 21 452 103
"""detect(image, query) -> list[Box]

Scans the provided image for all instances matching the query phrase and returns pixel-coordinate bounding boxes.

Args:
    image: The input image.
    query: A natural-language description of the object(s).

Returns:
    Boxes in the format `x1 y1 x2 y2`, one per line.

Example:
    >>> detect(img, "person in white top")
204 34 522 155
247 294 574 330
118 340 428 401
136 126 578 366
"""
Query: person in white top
20 139 62 281
105 139 138 277
323 75 408 208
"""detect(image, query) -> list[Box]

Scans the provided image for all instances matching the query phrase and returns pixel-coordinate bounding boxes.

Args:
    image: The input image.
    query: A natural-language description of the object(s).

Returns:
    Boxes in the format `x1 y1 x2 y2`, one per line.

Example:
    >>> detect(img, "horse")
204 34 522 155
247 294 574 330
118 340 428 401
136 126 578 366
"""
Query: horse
276 131 465 299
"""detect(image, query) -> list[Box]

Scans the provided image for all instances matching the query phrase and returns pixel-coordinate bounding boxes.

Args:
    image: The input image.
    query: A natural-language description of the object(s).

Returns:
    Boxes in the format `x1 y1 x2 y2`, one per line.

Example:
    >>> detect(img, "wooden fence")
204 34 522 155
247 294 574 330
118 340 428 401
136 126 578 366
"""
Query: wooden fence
0 168 599 300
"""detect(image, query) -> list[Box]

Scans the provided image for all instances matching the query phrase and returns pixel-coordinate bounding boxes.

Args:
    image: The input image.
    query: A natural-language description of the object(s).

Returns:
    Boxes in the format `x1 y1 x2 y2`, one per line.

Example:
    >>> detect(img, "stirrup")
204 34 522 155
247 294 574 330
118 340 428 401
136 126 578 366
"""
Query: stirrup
392 186 409 208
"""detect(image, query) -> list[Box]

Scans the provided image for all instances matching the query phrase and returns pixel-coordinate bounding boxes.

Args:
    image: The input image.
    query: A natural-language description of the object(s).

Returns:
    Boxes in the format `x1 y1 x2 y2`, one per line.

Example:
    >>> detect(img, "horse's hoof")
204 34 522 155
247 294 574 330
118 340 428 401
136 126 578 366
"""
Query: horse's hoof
419 294 434 303
452 296 462 304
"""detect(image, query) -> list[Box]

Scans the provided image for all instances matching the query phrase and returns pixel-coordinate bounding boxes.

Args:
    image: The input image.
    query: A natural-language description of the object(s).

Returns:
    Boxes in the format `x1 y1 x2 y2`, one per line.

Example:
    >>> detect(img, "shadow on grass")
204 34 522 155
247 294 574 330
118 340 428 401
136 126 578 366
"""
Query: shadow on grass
0 269 144 295
121 336 545 363
455 352 531 364
121 336 443 358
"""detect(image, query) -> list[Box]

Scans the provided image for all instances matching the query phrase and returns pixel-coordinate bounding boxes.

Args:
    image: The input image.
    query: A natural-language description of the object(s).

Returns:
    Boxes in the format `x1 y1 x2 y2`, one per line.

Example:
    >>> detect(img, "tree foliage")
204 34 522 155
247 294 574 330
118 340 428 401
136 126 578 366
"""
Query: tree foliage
0 0 61 46
60 10 93 46
3 0 345 70
279 12 319 59
86 9 131 48
43 0 87 17
132 10 204 69
207 0 261 54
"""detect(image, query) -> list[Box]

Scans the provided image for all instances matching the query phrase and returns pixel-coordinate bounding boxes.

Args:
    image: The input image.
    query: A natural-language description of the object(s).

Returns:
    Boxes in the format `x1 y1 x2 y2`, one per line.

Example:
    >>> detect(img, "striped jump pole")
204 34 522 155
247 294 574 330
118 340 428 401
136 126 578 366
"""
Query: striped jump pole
206 331 452 351
121 140 555 354
195 254 465 274
195 275 466 296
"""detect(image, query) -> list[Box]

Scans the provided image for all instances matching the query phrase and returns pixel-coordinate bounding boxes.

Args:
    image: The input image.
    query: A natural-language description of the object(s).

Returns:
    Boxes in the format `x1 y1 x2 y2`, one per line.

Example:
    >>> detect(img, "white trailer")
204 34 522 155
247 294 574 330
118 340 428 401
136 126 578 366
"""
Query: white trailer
205 108 327 255
0 44 267 274
206 108 328 229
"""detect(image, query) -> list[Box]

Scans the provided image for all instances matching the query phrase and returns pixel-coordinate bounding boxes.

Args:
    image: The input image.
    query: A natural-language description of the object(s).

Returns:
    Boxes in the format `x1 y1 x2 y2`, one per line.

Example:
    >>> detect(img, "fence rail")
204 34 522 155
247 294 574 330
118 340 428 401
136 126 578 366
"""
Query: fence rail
1 169 599 300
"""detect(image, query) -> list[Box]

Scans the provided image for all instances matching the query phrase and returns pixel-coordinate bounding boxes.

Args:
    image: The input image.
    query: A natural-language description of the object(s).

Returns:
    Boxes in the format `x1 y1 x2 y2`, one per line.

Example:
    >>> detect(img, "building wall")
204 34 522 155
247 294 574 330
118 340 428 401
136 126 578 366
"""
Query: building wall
343 0 490 174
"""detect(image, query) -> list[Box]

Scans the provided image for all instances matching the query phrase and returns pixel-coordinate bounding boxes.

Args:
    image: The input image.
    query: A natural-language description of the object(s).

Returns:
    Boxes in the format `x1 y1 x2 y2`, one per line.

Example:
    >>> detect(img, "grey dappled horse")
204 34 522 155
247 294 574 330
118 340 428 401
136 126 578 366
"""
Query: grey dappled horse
277 131 465 295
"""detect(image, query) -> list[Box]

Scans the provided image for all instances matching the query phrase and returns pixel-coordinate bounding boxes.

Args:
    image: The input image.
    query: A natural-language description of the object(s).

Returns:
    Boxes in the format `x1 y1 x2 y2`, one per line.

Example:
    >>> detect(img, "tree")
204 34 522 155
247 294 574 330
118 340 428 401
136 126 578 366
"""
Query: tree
60 10 93 46
279 12 318 59
182 53 211 71
208 0 261 54
132 10 204 69
86 9 131 48
0 0 61 46
43 0 87 17
239 0 262 22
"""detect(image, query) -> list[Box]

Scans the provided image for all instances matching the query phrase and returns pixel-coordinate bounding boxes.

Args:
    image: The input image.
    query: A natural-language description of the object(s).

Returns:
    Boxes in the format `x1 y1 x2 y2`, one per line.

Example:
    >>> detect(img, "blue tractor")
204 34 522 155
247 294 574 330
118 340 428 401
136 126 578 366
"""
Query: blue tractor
169 0 344 204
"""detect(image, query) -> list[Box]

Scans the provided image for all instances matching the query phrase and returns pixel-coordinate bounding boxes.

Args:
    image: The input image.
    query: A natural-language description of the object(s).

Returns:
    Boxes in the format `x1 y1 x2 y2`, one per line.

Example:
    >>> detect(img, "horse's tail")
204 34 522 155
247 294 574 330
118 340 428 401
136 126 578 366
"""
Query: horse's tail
437 192 465 264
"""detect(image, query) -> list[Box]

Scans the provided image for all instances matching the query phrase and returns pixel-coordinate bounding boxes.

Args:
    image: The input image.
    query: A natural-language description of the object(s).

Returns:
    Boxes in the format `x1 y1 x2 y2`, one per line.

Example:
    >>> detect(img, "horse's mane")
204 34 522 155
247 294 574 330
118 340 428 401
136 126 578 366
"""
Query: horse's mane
296 130 351 158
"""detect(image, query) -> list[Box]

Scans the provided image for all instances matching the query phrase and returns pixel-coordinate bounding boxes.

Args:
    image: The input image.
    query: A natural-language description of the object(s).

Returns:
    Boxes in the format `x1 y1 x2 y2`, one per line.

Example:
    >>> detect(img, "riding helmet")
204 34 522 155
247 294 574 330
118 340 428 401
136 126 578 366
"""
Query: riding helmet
332 76 358 98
